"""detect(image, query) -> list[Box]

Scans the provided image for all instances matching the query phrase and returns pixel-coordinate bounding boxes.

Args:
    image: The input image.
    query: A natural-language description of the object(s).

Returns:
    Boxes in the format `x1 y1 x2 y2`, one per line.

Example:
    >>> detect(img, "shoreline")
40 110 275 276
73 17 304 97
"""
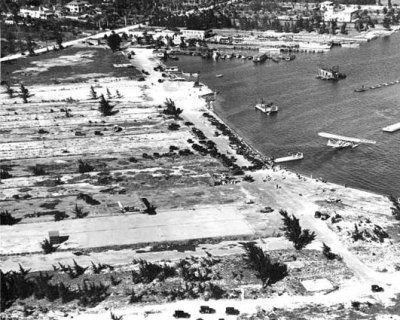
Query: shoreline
196 75 393 199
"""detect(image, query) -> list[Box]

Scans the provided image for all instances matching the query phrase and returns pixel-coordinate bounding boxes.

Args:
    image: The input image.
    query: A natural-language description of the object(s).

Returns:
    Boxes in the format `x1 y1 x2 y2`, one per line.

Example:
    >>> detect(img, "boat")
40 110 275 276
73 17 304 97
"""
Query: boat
316 66 346 80
274 152 304 163
271 56 280 63
354 85 367 92
382 122 400 133
216 74 223 78
164 66 179 73
253 53 267 63
254 99 279 114
226 54 232 59
341 42 360 48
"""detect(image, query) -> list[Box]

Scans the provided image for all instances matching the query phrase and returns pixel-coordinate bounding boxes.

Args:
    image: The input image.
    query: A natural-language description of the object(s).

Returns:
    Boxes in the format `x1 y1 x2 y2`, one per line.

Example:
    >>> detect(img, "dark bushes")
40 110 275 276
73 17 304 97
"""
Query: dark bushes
241 242 287 287
280 210 316 250
0 210 21 225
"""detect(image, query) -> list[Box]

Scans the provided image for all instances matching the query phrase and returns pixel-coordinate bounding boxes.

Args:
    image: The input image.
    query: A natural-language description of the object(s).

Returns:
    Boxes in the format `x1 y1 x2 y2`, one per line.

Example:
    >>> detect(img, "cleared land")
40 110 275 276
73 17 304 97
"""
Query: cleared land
1 43 400 320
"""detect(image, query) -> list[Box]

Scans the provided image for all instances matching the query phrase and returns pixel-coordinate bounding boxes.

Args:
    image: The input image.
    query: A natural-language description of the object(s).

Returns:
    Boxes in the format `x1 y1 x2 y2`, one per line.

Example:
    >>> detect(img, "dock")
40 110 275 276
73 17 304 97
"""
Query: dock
355 79 400 93
382 122 400 133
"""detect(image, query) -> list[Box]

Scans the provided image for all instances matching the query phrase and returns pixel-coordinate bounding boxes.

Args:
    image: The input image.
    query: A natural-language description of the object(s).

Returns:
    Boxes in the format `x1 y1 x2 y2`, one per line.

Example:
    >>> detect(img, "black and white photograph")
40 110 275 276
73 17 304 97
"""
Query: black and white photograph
1 0 400 318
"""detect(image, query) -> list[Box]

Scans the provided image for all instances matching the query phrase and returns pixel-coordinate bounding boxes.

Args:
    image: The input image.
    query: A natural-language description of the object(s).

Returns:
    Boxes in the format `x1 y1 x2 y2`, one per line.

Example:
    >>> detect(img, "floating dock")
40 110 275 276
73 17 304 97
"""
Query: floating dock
355 80 400 93
382 122 400 133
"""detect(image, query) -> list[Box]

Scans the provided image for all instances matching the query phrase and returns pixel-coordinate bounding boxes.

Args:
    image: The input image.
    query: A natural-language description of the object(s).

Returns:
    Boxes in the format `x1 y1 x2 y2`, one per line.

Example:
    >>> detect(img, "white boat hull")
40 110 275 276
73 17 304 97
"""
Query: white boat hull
274 153 304 163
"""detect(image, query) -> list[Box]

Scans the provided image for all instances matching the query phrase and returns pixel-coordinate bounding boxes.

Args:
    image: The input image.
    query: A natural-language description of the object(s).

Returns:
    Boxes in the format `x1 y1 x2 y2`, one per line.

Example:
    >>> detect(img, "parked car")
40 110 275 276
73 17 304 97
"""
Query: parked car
173 310 190 318
199 306 215 314
226 307 240 315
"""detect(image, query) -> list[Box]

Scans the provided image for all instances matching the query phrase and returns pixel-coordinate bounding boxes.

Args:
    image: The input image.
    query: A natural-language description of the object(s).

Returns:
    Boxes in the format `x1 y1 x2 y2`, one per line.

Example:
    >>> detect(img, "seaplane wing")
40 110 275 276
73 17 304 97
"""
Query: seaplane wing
318 132 376 144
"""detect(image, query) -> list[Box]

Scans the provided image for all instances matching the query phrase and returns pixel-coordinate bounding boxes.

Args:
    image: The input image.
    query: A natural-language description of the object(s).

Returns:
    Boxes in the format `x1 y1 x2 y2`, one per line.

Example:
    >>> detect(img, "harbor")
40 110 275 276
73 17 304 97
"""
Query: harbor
165 31 400 197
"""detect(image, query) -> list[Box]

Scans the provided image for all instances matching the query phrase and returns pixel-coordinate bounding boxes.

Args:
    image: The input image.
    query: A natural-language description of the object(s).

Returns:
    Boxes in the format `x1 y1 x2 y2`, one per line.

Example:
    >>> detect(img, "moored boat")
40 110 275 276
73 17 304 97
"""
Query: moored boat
254 99 279 114
253 53 267 63
354 85 367 92
274 152 304 163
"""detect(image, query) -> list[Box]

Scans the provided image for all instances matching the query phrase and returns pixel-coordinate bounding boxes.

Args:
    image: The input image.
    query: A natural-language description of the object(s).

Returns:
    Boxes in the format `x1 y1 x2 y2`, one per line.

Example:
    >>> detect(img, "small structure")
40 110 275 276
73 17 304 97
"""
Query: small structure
48 231 60 245
48 230 69 245
317 66 346 80
301 278 334 292
65 0 88 13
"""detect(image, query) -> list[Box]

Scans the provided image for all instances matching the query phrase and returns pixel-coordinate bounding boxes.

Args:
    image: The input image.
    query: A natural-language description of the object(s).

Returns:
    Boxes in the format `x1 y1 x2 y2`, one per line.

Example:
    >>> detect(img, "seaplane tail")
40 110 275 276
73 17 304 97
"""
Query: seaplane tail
318 132 376 149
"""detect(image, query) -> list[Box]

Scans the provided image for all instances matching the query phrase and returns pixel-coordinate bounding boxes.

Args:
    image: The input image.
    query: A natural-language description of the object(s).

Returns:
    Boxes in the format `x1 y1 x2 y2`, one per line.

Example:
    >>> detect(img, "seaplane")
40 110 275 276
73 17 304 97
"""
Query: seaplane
318 132 376 149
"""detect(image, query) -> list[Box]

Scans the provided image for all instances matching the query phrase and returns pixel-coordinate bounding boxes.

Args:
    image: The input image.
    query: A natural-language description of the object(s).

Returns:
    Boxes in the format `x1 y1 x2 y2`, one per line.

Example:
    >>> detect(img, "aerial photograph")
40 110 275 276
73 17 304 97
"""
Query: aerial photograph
1 0 400 319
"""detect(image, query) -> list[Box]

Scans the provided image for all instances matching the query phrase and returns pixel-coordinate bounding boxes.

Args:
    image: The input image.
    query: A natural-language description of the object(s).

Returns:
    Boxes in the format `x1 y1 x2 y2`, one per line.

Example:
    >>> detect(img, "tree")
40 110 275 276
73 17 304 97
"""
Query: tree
90 86 98 99
106 88 112 99
2 82 14 98
55 31 63 49
280 210 316 250
322 243 341 260
241 242 288 287
107 31 122 52
41 238 57 254
19 84 33 103
73 204 89 219
6 32 16 54
0 210 21 225
25 36 35 56
383 16 391 29
163 98 182 118
98 95 118 116
340 22 347 35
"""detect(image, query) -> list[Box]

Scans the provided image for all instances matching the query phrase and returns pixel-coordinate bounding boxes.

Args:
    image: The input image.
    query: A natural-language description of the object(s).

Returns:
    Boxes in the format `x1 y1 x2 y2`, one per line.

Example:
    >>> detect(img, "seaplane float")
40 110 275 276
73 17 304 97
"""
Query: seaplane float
318 132 376 149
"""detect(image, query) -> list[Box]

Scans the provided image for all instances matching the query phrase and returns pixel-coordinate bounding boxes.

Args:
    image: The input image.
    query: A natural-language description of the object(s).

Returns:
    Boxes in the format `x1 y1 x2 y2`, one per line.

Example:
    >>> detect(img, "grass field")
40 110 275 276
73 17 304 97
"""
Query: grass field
1 45 140 86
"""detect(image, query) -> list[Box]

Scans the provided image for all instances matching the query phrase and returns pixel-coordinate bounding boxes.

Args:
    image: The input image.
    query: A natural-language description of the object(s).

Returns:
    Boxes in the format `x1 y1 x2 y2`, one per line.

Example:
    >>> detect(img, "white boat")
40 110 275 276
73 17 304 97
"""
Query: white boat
254 100 279 114
382 122 400 133
216 74 223 78
341 42 360 48
274 152 304 163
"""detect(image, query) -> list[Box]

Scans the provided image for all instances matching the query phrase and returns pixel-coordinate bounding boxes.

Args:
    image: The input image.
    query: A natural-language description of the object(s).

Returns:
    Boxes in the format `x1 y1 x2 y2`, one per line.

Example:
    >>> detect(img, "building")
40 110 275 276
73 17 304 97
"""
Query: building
323 6 359 23
180 29 212 40
20 6 54 19
65 0 88 13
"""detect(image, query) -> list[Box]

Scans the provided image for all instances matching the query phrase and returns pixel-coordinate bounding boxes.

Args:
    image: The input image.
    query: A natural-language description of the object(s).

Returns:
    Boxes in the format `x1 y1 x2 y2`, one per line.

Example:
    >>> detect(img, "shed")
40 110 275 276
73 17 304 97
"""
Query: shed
48 230 60 245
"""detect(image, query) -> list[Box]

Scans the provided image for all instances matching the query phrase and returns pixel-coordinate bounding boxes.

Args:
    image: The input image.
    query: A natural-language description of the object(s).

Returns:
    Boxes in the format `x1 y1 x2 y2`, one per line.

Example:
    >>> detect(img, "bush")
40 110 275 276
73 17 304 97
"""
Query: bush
54 211 68 221
243 175 254 182
77 193 100 205
0 210 21 225
168 123 180 131
132 259 176 283
111 312 123 320
241 242 287 287
41 238 57 254
77 281 109 307
280 210 316 250
163 98 182 118
322 243 341 260
30 164 46 176
0 166 12 179
73 204 89 219
78 159 94 173
98 95 118 116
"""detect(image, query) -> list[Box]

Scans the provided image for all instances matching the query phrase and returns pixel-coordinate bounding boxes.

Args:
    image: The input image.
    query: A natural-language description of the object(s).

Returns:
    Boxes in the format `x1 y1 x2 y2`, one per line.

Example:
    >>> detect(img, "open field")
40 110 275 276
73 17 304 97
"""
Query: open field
1 43 400 319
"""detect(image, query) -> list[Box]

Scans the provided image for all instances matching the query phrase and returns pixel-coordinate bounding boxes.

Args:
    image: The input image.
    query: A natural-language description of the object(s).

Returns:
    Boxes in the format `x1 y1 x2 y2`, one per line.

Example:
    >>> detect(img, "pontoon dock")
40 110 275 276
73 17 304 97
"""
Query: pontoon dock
382 122 400 133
